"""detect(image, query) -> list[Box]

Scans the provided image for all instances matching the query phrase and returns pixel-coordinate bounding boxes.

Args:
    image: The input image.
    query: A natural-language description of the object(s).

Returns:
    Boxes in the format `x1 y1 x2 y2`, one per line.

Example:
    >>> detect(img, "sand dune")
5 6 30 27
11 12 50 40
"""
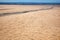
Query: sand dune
0 5 60 40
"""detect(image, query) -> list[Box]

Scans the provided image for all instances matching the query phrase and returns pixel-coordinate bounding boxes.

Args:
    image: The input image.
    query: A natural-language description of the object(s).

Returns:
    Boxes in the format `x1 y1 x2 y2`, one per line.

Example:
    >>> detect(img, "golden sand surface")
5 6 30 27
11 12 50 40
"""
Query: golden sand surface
0 5 60 40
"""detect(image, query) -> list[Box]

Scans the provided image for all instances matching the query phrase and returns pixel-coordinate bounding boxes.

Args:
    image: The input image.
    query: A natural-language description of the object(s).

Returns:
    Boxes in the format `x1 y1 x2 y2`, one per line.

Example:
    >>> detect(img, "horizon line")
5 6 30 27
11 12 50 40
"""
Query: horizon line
0 2 60 5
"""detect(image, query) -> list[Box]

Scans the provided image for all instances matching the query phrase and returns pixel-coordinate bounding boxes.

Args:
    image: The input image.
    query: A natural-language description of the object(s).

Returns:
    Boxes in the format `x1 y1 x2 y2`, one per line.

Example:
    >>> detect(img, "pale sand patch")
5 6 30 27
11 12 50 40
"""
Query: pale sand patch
0 5 54 13
0 5 60 40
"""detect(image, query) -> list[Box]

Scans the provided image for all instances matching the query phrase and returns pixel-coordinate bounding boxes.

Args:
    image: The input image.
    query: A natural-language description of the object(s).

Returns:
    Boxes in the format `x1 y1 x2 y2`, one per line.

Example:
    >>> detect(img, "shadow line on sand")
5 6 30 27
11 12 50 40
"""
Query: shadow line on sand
0 6 54 17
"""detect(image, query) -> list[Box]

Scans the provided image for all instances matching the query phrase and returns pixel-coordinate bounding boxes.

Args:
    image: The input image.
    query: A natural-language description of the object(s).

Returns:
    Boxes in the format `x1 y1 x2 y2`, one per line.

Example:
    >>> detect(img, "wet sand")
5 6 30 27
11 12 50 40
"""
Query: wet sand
0 5 60 40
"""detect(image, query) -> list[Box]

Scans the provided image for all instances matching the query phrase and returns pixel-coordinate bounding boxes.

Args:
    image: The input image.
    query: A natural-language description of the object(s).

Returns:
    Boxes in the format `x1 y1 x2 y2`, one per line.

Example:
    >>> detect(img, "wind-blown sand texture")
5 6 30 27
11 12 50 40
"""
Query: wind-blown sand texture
0 5 60 40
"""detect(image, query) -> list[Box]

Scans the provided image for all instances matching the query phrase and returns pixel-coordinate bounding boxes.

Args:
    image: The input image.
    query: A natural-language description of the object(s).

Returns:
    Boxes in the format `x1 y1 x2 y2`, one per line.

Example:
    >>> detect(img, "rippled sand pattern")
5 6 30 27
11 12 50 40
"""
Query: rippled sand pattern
0 5 60 40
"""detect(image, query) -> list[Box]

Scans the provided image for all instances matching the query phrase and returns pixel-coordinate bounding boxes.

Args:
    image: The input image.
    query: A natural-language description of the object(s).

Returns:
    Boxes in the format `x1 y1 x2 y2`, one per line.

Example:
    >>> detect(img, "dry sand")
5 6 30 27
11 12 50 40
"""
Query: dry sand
0 5 60 40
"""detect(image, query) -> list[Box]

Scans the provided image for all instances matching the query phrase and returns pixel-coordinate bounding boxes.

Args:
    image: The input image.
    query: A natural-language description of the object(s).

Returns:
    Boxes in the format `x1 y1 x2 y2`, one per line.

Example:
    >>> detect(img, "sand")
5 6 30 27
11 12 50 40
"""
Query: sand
0 5 60 40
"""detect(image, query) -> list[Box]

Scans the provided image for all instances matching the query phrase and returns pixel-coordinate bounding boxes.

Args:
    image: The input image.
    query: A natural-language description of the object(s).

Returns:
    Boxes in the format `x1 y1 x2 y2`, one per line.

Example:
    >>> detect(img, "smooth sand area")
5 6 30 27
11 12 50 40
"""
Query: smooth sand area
0 5 60 40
